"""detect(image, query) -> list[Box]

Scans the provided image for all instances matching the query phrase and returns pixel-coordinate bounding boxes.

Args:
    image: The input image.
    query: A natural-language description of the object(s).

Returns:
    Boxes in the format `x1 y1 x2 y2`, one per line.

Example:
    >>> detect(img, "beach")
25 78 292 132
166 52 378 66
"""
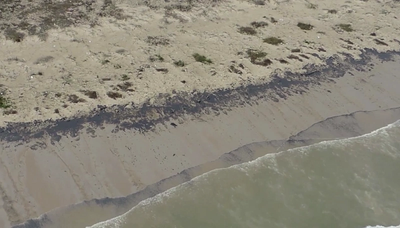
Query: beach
0 0 400 227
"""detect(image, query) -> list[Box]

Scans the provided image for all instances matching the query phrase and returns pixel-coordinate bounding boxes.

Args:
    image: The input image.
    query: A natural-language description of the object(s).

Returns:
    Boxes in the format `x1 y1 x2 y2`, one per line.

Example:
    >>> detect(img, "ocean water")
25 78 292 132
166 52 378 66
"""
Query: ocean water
88 120 400 228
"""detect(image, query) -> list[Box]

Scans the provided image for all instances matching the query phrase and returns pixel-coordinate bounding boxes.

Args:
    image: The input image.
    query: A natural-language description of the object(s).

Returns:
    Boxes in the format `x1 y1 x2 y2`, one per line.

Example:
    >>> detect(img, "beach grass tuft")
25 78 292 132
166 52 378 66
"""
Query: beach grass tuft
193 53 213 64
337 24 354 32
263 37 284 45
250 21 268 28
174 60 186 67
0 96 11 109
238 26 257 35
297 22 314 30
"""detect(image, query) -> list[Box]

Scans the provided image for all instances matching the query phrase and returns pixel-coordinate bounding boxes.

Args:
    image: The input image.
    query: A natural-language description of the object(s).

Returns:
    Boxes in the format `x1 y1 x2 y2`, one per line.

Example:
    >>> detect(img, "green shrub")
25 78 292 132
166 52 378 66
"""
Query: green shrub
193 53 212 64
263 37 284 45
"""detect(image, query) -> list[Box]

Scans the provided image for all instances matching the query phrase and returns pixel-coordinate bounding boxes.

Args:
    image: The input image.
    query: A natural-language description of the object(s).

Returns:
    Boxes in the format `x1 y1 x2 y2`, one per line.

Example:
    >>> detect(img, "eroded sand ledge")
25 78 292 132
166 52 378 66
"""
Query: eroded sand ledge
0 0 400 227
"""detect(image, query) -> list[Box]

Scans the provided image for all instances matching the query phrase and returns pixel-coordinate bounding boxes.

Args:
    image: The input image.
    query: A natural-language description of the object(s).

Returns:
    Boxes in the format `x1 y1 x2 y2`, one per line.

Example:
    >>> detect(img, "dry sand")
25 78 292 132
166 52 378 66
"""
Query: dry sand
0 0 399 124
0 0 400 227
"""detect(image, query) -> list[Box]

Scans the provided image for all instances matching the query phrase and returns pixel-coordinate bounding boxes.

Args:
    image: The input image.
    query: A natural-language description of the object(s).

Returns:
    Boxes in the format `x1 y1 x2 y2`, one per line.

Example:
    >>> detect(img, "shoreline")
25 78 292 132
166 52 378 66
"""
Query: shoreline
13 107 400 228
2 49 400 227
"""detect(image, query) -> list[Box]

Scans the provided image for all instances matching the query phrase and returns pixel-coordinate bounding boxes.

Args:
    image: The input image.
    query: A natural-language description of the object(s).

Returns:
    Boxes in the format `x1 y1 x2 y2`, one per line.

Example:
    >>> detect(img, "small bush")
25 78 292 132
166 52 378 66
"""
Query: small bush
337 24 354 32
174 60 186 67
328 9 337 14
246 49 267 62
263 37 284 45
193 53 213 64
297 22 314 30
0 96 11 109
238 26 257 35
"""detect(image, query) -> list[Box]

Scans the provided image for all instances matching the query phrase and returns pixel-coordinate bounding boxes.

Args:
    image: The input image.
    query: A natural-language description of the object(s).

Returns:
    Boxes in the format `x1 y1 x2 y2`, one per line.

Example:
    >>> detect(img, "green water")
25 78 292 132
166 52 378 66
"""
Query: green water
89 121 400 228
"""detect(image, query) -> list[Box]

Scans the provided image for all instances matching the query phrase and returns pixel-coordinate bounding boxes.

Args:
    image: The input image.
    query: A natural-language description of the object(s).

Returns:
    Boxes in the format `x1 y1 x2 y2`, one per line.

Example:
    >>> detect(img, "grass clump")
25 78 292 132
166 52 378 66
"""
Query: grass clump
297 22 314 30
149 54 164 62
193 53 213 64
328 9 337 14
0 96 11 109
337 24 354 32
238 26 257 35
174 60 186 67
263 37 284 45
246 49 272 66
306 3 318 9
246 49 267 61
4 28 25 42
251 21 268 28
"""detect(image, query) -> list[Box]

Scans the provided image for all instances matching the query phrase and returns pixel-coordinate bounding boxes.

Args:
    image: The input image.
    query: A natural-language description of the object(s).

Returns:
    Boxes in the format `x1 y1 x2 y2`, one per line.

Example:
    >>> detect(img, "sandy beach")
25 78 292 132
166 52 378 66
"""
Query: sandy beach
0 0 400 227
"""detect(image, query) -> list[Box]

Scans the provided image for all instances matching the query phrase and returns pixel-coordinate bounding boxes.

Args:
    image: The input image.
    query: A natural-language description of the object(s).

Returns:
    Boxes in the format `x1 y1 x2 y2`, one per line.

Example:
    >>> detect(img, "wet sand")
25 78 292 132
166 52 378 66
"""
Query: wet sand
0 49 398 228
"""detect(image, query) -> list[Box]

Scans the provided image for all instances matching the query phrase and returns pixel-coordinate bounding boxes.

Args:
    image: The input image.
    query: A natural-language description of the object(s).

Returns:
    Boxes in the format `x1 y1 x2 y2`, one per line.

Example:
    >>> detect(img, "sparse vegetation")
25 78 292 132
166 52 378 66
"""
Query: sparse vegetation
297 22 314 30
263 37 284 45
117 82 134 92
306 3 318 9
107 91 123 99
68 94 86 103
4 28 25 42
0 0 127 42
82 90 98 99
0 96 11 109
337 24 354 32
146 36 170 46
149 54 164 62
270 17 278 23
251 21 268 28
238 26 257 35
121 74 130 81
246 49 267 62
246 49 272 66
174 60 186 67
193 53 213 64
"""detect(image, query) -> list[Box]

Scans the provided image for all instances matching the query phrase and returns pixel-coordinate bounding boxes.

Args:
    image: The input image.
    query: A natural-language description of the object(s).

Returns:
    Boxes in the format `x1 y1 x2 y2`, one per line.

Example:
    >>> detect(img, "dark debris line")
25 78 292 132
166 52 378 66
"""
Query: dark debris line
0 48 397 144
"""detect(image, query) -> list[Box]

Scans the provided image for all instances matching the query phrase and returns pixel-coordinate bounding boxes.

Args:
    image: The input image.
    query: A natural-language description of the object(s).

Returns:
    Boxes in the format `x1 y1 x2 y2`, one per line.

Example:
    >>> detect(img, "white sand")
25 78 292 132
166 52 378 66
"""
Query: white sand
0 0 399 125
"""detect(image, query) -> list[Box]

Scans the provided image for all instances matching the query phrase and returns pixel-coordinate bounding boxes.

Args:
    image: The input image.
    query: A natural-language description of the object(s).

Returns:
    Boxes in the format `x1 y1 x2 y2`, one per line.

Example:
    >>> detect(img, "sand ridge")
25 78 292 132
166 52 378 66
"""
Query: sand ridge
0 0 399 125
